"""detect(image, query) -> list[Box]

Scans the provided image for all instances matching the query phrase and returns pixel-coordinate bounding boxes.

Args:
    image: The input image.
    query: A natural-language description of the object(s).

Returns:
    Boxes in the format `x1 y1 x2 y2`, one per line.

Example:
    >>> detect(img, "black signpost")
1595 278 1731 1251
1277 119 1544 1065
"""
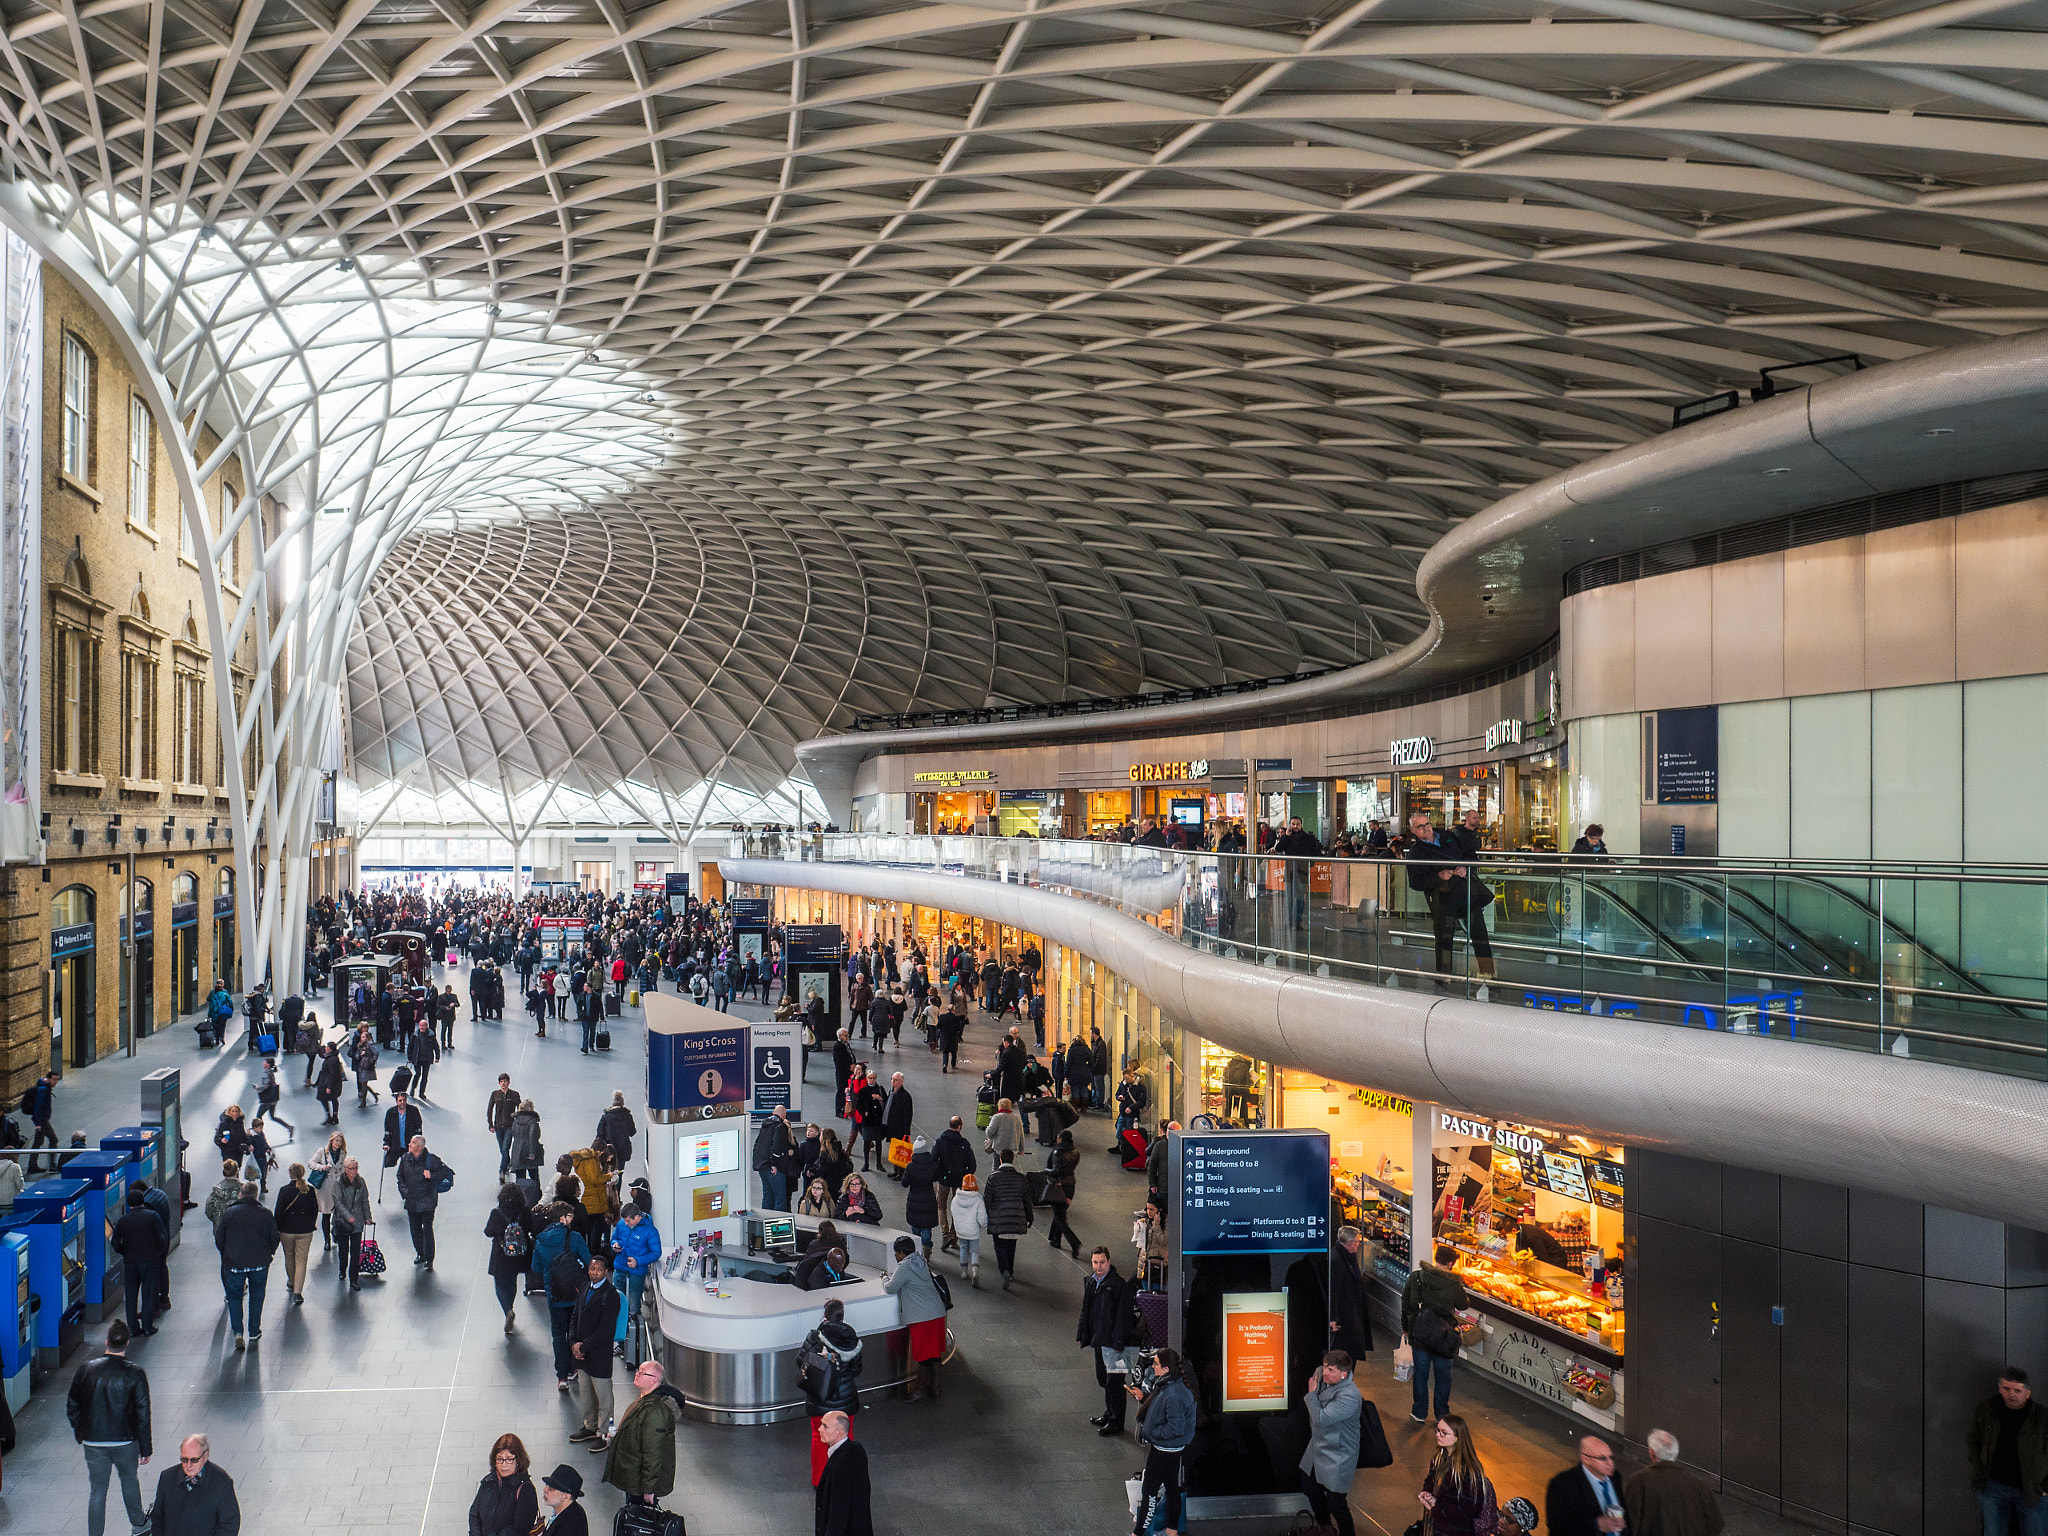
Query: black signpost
1168 1128 1331 1517
782 923 844 1034
1654 706 1719 804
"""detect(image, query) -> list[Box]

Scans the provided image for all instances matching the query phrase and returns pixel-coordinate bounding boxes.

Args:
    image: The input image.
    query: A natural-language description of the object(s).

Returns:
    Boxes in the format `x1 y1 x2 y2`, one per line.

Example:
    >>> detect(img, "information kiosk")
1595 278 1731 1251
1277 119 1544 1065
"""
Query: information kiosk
58 1150 135 1320
1168 1128 1331 1519
0 1231 33 1406
5 1177 89 1368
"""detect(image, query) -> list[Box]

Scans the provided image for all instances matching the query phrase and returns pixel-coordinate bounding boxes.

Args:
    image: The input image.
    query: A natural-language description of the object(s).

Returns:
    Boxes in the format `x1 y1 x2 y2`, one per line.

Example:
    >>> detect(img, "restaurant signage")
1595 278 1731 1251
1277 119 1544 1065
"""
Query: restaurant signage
1129 760 1208 783
1485 719 1524 751
912 768 993 788
1391 736 1434 767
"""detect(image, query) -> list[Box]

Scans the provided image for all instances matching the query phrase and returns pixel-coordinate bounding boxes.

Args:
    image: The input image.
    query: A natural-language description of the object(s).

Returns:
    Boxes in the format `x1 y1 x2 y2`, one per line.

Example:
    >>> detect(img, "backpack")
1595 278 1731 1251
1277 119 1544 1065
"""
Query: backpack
14 1089 31 1116
499 1218 530 1262
548 1246 585 1298
799 1336 843 1398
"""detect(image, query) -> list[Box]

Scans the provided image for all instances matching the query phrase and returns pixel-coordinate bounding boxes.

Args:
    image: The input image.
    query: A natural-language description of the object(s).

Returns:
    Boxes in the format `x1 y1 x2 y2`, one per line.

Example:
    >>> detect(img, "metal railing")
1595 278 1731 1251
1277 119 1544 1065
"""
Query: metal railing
730 832 2048 1081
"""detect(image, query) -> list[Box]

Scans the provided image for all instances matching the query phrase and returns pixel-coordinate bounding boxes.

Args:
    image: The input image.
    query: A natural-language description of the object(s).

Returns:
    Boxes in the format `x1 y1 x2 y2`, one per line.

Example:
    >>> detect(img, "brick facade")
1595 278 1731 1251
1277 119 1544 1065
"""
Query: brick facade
30 266 272 1089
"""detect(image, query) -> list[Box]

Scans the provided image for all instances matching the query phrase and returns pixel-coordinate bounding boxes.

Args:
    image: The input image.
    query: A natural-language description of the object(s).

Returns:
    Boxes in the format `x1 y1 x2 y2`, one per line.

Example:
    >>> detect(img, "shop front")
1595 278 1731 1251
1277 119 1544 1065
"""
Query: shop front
51 887 94 1073
1289 1073 1627 1431
171 873 200 1015
911 768 996 833
996 791 1055 837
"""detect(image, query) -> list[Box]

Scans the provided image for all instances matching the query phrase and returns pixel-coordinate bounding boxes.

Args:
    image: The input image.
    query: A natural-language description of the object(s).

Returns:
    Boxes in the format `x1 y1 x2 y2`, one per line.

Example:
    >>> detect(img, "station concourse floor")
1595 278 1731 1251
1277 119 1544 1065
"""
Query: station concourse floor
5 966 1814 1536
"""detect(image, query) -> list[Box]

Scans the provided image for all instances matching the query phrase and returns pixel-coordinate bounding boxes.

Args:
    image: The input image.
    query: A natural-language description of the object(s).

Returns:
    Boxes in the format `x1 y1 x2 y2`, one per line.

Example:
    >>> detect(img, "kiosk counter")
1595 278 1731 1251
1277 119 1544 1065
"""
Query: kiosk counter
653 1215 936 1424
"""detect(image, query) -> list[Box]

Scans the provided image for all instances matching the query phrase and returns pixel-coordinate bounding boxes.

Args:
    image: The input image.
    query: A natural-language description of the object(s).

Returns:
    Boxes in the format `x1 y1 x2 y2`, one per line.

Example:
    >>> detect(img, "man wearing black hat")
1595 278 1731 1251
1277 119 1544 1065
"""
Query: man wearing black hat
538 1464 589 1536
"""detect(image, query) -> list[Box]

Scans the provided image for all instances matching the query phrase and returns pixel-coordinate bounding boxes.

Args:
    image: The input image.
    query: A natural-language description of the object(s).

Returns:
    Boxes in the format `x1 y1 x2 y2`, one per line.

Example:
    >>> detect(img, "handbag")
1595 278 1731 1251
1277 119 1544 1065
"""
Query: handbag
307 1167 328 1189
1409 1306 1461 1357
1357 1398 1394 1468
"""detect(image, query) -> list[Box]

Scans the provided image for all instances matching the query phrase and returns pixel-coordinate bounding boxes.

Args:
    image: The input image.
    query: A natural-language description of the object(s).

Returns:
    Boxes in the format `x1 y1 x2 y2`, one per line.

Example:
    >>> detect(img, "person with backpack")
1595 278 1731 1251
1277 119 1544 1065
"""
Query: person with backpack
485 1183 533 1334
800 1298 863 1484
1401 1245 1471 1423
203 981 233 1047
21 1074 56 1173
393 1133 452 1272
532 1204 593 1390
1300 1350 1364 1536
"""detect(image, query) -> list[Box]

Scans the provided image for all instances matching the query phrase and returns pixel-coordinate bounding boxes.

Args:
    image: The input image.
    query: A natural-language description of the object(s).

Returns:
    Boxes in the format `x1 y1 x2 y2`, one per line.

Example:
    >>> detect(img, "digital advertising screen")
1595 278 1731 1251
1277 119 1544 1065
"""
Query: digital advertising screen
1221 1292 1289 1412
680 1126 741 1177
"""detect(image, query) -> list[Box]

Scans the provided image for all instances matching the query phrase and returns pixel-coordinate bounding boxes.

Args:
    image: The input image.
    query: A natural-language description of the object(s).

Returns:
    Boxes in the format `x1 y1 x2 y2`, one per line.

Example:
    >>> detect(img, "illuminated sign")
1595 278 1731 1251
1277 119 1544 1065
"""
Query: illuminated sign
1484 719 1524 751
1222 1292 1290 1413
1129 760 1209 783
912 769 993 788
1390 737 1434 767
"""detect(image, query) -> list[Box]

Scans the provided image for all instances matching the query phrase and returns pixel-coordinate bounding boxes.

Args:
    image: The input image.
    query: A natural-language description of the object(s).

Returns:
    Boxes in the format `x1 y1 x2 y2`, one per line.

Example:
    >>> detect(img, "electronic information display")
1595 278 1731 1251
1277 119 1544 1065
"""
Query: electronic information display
1180 1131 1329 1256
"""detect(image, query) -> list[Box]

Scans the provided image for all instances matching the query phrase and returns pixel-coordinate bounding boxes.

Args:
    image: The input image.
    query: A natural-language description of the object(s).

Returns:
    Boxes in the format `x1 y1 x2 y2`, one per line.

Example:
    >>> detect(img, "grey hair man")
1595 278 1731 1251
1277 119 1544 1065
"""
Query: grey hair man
1623 1428 1725 1536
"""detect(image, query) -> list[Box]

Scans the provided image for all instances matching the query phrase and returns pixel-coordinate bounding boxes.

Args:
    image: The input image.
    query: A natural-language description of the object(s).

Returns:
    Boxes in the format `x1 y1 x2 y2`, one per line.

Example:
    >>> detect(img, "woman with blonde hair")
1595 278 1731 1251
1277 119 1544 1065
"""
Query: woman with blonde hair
796 1177 835 1218
1417 1414 1498 1536
984 1098 1024 1159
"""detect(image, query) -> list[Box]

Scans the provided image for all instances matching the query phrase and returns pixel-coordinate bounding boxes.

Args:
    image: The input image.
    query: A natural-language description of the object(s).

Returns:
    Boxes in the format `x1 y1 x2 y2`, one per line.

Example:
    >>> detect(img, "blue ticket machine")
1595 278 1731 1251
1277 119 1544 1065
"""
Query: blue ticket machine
2 1180 86 1368
54 1152 133 1321
0 1232 32 1408
101 1126 174 1252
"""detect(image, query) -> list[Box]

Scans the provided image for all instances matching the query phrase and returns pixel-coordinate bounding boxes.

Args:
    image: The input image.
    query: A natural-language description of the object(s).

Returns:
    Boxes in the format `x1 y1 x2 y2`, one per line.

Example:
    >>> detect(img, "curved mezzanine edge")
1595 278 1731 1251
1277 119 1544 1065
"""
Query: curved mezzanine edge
721 855 2048 1232
795 327 2048 821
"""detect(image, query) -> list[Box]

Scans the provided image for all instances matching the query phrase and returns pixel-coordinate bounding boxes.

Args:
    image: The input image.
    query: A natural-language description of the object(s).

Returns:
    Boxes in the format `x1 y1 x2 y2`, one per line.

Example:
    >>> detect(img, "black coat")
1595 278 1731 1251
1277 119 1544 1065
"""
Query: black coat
382 1103 423 1166
150 1462 240 1536
815 1439 875 1536
468 1472 538 1536
901 1150 941 1228
67 1352 152 1455
933 1128 976 1186
113 1207 169 1265
214 1198 280 1269
596 1106 636 1164
1547 1465 1617 1536
881 1088 914 1140
1078 1266 1134 1349
570 1280 621 1378
1329 1241 1374 1355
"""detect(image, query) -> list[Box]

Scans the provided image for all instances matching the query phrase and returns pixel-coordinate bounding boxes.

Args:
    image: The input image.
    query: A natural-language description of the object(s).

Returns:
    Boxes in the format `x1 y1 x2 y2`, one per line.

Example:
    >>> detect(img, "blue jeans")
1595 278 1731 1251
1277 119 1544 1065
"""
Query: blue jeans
760 1169 789 1211
223 1264 269 1336
912 1225 934 1252
1409 1343 1454 1420
581 1011 598 1050
614 1271 645 1344
495 1126 513 1173
550 1304 576 1380
1982 1482 2048 1536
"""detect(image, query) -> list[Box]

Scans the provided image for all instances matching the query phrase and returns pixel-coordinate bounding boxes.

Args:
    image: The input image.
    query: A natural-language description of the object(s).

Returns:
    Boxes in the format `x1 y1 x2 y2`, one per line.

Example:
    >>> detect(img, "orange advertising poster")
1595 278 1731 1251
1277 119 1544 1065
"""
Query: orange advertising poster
1221 1291 1289 1412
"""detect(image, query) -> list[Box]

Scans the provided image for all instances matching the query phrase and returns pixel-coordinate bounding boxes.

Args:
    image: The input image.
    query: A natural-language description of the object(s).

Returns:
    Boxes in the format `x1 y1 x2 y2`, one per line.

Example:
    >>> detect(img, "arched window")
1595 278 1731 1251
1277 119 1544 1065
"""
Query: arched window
51 885 92 928
128 585 150 623
63 549 90 593
172 872 197 906
217 867 234 902
120 876 153 926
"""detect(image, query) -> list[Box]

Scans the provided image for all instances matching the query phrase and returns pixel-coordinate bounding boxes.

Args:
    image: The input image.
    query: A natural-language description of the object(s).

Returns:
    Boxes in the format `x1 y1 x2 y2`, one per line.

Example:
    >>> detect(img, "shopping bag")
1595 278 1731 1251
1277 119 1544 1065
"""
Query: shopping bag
886 1137 913 1169
1393 1338 1414 1383
1357 1398 1394 1468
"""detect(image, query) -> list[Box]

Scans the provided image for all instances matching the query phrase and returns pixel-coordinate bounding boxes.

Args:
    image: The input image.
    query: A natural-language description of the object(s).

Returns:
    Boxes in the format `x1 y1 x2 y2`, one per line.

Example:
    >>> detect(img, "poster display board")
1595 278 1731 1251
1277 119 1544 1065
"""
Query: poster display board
1221 1292 1289 1412
749 1021 803 1117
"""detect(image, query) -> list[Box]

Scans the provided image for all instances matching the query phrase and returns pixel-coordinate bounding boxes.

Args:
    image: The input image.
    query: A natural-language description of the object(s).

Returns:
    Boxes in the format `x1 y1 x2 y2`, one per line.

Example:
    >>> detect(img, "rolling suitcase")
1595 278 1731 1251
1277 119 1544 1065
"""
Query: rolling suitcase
606 991 621 1017
596 1029 612 1052
614 1502 686 1536
1119 1126 1150 1172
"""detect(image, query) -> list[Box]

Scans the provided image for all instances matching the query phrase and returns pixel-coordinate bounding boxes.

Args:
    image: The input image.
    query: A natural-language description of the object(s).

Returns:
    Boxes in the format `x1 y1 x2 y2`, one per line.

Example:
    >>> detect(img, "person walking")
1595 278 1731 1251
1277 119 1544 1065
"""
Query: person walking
882 1235 947 1400
536 1464 589 1536
394 1133 452 1271
149 1434 239 1536
468 1434 539 1536
1971 1367 2048 1536
111 1185 167 1337
933 1115 975 1254
1419 1415 1499 1536
485 1183 534 1335
1300 1350 1364 1536
568 1254 622 1450
814 1410 874 1536
1079 1245 1135 1436
381 1091 422 1185
351 1027 380 1110
1329 1225 1374 1359
1624 1431 1723 1536
487 1075 520 1178
214 1180 279 1350
506 1100 544 1189
310 1131 347 1250
67 1321 152 1536
533 1204 594 1390
1131 1349 1196 1536
1546 1435 1626 1536
24 1072 57 1173
1045 1129 1082 1259
801 1298 864 1483
602 1360 686 1506
1400 1244 1469 1423
983 1151 1034 1289
405 1021 441 1102
314 1045 346 1125
329 1157 371 1290
949 1173 987 1287
273 1164 319 1305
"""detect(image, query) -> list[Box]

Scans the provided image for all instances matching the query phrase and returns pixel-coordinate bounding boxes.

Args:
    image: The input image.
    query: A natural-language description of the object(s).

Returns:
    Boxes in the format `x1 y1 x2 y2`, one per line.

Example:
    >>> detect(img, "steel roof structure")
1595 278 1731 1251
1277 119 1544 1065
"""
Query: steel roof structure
1 0 2046 917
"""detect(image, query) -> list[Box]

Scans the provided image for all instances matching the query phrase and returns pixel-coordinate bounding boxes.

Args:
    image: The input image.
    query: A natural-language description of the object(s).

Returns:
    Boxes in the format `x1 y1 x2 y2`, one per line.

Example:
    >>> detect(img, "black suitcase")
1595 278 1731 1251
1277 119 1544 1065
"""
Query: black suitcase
606 991 621 1017
614 1502 685 1536
595 1029 612 1052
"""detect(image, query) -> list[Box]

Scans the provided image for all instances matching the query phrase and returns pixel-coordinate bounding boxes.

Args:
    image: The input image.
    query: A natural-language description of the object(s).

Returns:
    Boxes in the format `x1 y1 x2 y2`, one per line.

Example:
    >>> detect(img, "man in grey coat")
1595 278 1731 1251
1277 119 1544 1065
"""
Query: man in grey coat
1299 1350 1363 1536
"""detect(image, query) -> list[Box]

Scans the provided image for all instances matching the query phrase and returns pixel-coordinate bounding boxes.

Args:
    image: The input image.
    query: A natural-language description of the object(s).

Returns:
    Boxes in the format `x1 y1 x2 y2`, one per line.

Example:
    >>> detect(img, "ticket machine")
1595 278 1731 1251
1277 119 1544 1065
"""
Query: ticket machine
101 1126 174 1251
0 1232 33 1408
55 1151 134 1320
3 1177 87 1368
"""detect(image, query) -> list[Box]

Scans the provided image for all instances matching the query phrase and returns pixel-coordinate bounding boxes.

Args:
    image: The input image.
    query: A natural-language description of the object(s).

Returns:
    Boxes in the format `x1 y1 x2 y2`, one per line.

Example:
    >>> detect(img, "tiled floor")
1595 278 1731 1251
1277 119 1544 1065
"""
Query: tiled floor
4 970 1815 1535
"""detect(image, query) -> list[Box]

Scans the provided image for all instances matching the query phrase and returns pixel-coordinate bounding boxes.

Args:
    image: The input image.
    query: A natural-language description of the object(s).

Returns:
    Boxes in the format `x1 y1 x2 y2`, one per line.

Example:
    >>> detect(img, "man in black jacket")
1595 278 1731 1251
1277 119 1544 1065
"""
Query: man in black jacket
1078 1246 1136 1436
1272 816 1323 935
1328 1225 1374 1360
112 1184 168 1336
393 1134 452 1271
814 1411 874 1536
68 1321 152 1536
381 1091 423 1172
753 1106 795 1212
1404 812 1479 987
880 1073 913 1181
405 1020 441 1101
933 1116 975 1253
150 1434 239 1536
213 1182 279 1349
568 1254 623 1449
1444 808 1498 981
831 1030 856 1120
937 1001 968 1073
1546 1435 1626 1536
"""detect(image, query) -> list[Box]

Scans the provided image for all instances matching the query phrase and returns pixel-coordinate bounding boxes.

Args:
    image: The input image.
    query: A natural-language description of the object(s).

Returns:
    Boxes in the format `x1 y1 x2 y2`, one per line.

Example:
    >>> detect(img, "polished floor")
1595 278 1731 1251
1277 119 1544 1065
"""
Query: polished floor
7 969 1808 1535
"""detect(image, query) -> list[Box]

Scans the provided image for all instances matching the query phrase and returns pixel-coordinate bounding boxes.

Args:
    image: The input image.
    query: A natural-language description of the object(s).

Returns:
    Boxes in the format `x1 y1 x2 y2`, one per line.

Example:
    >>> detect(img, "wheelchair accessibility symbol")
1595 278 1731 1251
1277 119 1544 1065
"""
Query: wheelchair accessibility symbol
759 1051 787 1081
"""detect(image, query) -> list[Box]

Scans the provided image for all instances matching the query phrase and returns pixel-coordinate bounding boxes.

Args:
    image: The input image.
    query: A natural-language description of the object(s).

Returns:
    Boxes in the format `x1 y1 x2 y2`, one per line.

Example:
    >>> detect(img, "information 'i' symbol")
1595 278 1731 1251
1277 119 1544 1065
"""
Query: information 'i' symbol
698 1068 724 1099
